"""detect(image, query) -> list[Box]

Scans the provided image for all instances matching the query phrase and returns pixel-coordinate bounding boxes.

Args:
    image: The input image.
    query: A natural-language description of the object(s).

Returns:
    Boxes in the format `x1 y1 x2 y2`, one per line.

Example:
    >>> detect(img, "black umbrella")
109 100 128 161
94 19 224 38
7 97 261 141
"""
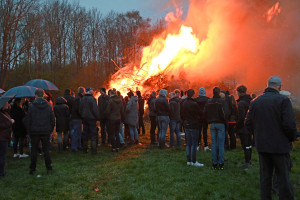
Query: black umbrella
2 86 37 98
25 79 59 91
0 95 15 109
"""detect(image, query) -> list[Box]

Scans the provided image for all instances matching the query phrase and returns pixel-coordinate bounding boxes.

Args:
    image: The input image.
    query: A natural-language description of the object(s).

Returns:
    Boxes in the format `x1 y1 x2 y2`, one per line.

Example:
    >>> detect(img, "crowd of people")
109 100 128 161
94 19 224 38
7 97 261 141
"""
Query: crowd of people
0 76 299 199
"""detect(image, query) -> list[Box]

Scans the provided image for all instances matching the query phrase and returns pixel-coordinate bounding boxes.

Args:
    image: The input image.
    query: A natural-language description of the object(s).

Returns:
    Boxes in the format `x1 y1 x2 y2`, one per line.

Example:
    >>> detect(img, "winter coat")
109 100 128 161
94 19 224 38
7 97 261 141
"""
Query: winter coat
194 96 209 122
245 87 297 154
236 94 252 130
125 96 138 126
0 111 13 142
9 104 27 137
71 93 83 120
105 95 123 121
98 94 110 119
26 98 55 135
181 97 201 129
204 95 226 124
155 95 169 116
169 97 181 122
137 96 145 116
64 89 75 113
54 97 70 132
147 96 156 117
79 94 99 121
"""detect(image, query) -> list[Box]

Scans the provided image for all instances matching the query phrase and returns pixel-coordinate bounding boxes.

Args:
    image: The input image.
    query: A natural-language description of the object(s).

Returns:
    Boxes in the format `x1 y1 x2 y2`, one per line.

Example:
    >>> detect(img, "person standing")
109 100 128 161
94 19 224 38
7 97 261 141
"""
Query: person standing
125 91 139 145
147 91 157 145
228 95 237 150
204 87 226 170
236 85 253 170
136 91 145 135
98 88 109 145
169 92 181 148
0 100 14 177
27 89 55 174
245 76 297 200
79 87 99 154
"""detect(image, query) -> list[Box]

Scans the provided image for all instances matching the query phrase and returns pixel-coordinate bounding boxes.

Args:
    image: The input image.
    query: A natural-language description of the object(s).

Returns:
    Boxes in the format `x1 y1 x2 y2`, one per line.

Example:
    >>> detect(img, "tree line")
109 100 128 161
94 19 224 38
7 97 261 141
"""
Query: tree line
0 0 166 92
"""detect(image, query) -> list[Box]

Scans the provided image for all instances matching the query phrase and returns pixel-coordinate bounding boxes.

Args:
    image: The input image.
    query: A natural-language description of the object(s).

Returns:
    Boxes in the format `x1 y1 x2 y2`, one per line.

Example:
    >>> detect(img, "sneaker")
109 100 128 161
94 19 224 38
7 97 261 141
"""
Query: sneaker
197 146 200 151
187 162 192 166
204 146 211 151
19 154 29 158
192 161 204 167
13 154 20 158
212 164 218 170
219 164 224 170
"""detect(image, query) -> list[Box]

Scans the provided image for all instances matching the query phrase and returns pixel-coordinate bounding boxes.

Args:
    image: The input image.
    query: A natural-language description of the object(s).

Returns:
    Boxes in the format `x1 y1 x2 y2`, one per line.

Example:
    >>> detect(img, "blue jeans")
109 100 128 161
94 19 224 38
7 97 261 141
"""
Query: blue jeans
185 129 199 163
119 122 125 144
71 119 82 150
129 125 138 141
157 116 170 142
169 120 181 147
0 141 8 176
210 123 225 165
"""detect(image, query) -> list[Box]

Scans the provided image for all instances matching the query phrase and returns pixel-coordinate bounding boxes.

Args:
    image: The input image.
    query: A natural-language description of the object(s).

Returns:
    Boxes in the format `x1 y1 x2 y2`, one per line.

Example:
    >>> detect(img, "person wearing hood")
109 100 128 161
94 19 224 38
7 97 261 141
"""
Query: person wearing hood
105 90 124 152
155 89 170 148
169 92 181 148
54 97 70 152
194 87 210 152
27 89 55 175
125 91 139 145
79 87 99 154
147 91 157 144
236 85 253 170
0 100 14 177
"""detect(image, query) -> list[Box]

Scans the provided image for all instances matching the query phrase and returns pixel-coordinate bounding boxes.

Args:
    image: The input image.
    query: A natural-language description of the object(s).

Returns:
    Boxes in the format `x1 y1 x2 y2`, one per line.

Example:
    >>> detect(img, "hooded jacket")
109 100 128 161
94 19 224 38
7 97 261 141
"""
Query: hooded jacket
155 95 169 116
236 94 252 129
105 95 123 121
169 97 181 122
27 98 55 135
194 96 209 122
79 94 99 120
54 97 70 132
125 96 138 126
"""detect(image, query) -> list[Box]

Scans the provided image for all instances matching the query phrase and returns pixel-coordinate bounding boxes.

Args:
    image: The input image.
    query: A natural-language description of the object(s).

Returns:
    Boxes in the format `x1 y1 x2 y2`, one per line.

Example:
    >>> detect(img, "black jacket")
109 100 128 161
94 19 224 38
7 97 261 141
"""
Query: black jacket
10 104 27 137
71 93 83 120
137 96 145 116
54 97 70 132
63 90 75 113
27 98 55 135
105 95 123 121
147 96 156 117
181 97 201 129
79 94 99 120
245 88 297 154
155 96 169 116
204 95 226 124
169 97 181 122
194 96 209 122
98 94 110 120
236 94 252 129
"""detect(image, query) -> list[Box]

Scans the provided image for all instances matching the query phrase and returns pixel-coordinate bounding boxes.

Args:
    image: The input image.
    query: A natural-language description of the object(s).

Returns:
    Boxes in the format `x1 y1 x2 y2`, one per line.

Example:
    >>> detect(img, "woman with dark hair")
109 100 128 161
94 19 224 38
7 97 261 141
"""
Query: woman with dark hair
0 100 14 176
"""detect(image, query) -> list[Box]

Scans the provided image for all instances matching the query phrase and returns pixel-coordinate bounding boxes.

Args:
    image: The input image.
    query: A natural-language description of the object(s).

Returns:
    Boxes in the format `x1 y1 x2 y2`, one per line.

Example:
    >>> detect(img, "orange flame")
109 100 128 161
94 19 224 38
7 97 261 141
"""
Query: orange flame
265 2 281 23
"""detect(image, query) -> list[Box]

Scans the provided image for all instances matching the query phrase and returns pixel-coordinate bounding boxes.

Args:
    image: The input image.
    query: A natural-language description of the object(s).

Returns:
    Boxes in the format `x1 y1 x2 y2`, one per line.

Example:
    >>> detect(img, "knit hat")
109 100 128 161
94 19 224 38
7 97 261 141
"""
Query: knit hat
268 76 282 87
198 87 206 97
159 89 168 97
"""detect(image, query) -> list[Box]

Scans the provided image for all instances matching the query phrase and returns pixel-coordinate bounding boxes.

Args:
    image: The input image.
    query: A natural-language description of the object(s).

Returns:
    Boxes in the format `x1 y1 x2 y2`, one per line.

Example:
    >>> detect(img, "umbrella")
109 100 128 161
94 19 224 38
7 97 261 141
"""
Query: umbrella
2 86 37 98
0 95 15 109
0 88 5 94
25 79 59 91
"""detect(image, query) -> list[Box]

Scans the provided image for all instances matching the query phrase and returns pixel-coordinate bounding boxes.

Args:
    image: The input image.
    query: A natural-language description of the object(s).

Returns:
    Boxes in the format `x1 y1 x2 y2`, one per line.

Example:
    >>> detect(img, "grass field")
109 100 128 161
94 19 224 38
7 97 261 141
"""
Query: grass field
0 122 299 200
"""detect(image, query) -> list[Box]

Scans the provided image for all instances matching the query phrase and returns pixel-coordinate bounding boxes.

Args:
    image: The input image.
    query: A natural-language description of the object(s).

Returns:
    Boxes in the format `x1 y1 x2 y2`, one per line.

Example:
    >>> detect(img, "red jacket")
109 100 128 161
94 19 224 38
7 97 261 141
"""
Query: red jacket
0 111 13 142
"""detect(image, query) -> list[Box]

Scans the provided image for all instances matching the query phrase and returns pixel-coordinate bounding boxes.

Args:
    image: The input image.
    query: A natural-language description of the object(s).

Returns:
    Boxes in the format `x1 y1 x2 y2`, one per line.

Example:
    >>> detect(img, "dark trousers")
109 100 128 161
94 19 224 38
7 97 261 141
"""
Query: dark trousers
82 120 97 142
13 135 25 154
238 127 252 163
0 141 8 176
124 123 130 139
259 152 294 200
138 115 145 135
100 119 108 144
30 135 52 171
107 119 121 149
150 116 157 143
228 123 236 149
198 121 208 146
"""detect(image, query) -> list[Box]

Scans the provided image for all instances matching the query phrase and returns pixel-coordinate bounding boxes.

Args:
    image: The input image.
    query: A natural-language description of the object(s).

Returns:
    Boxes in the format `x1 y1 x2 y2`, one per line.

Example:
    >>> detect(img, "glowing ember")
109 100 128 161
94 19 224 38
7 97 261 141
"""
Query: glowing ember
265 2 281 23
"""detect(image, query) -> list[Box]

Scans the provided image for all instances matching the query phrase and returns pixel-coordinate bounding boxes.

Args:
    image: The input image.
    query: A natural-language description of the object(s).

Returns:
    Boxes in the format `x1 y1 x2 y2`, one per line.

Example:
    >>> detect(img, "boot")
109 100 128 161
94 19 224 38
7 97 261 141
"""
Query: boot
91 141 98 155
58 143 63 152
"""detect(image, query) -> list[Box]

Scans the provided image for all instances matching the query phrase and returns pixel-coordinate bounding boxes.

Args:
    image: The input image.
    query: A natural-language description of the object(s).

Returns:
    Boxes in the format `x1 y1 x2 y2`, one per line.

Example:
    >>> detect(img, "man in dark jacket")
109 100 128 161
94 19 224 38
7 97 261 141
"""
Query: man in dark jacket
204 87 226 170
63 88 75 113
79 87 99 154
98 88 109 145
70 87 85 151
236 85 253 170
182 89 203 167
27 89 55 174
105 90 123 152
245 76 297 200
147 91 157 144
155 89 169 148
194 87 210 151
136 91 145 135
169 92 181 147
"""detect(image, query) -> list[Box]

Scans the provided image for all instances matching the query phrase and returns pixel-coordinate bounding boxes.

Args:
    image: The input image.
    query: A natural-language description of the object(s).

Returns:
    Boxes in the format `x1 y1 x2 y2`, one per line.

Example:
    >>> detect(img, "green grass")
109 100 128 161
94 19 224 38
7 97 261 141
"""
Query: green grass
0 124 299 200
